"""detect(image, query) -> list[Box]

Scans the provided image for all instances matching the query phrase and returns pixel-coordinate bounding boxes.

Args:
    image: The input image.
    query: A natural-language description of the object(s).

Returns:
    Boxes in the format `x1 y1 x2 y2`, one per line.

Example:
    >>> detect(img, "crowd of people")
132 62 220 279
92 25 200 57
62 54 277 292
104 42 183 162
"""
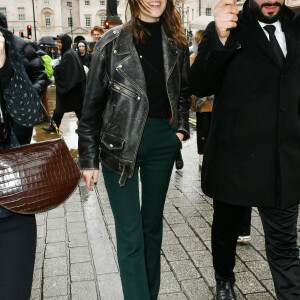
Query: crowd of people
1 0 300 299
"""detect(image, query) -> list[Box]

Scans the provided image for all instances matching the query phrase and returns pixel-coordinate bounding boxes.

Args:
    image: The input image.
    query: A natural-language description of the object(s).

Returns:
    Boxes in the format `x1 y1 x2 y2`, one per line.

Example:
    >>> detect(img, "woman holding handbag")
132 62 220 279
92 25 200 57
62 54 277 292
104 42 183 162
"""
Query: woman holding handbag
0 28 41 300
78 0 190 298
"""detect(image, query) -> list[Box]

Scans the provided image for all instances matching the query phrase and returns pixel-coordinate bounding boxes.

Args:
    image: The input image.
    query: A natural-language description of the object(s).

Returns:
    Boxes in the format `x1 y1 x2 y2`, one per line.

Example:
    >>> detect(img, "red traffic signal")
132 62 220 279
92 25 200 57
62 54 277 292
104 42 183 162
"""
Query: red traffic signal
104 21 109 29
27 25 32 38
20 30 24 38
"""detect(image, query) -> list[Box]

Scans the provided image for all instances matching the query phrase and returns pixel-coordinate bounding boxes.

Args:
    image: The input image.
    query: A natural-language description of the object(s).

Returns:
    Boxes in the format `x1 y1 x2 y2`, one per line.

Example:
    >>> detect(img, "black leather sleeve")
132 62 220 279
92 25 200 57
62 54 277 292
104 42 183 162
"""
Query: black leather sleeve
78 46 109 170
177 44 191 139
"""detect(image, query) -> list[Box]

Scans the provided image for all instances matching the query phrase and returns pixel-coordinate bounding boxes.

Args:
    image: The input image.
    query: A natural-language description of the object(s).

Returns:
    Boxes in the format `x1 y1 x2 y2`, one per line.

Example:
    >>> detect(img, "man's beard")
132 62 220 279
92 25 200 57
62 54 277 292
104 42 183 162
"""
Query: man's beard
249 0 284 23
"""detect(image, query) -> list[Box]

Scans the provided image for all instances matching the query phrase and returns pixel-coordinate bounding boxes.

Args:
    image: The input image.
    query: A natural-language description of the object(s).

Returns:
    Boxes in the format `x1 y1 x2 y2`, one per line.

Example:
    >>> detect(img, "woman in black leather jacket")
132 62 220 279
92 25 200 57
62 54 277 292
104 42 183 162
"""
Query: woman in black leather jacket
78 0 190 299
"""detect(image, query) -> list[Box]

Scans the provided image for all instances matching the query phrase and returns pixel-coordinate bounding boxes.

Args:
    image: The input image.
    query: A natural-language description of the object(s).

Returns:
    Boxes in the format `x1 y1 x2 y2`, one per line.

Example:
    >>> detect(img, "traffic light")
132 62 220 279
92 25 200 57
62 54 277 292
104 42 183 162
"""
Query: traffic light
104 21 109 29
27 25 32 39
20 30 24 38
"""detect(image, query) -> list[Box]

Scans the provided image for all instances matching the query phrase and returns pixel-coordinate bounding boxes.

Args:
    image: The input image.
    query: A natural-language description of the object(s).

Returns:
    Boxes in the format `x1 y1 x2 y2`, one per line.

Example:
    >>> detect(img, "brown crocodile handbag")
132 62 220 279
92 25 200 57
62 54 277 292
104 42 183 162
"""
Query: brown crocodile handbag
0 138 81 214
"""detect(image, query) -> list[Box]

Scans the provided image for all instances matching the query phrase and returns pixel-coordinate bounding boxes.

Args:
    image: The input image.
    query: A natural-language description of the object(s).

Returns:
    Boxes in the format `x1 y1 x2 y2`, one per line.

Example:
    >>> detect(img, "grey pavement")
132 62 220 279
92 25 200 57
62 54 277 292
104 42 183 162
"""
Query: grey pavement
30 113 287 300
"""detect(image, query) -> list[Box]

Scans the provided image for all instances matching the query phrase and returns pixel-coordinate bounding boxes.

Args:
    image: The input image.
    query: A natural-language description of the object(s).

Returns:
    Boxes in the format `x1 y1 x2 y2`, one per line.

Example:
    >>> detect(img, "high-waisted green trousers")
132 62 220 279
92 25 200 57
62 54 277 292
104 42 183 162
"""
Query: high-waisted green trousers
102 118 181 300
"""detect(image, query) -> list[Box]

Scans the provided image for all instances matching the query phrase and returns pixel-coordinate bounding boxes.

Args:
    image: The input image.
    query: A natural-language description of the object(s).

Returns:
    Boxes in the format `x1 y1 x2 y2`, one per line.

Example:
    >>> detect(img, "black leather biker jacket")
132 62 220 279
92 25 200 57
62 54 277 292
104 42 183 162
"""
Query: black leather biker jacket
78 24 190 186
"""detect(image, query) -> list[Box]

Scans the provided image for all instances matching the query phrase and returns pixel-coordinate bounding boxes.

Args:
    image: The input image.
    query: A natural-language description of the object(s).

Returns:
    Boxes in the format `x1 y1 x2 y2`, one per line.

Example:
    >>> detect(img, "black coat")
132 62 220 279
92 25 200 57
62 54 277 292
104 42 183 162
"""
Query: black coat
54 35 86 113
189 2 300 209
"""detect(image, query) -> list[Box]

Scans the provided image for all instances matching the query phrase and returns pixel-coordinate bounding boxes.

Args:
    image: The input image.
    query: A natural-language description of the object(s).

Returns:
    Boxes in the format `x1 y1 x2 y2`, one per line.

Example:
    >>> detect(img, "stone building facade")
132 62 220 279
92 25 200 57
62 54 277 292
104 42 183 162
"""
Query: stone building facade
0 0 127 43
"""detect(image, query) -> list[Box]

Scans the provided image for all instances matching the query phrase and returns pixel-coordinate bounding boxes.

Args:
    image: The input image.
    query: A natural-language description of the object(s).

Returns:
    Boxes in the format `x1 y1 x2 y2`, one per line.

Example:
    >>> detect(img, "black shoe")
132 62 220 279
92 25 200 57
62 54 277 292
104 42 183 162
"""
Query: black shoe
216 281 236 300
175 150 184 170
42 125 56 133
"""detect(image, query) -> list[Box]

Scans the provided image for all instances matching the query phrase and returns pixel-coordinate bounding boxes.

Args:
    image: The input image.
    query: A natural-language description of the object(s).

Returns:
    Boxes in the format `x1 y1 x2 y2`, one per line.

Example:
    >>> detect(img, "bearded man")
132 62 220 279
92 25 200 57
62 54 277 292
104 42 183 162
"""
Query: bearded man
189 0 300 299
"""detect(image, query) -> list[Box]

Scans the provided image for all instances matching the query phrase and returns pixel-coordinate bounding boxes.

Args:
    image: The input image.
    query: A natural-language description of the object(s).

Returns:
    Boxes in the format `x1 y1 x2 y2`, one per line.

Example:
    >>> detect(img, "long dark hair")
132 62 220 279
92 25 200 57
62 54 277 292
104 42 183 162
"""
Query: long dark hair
125 0 187 48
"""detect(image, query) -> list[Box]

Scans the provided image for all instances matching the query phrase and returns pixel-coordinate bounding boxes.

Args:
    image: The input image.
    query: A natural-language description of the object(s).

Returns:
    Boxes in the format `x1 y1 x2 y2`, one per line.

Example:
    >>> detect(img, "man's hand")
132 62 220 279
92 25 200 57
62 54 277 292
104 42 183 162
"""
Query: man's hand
0 31 6 68
82 170 99 191
214 0 239 45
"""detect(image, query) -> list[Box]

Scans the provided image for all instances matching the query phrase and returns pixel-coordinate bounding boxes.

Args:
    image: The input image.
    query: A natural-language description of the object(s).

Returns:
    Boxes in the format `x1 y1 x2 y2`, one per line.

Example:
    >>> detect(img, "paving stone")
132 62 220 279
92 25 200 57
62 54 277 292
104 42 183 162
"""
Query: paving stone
71 281 98 300
171 223 195 238
261 279 276 297
30 288 41 300
236 271 266 294
159 292 187 300
170 196 193 208
161 255 171 272
189 250 213 268
167 189 184 198
162 230 180 246
66 221 87 235
37 225 46 239
246 261 272 280
163 244 189 261
164 212 186 225
236 246 263 262
35 213 46 226
170 260 200 281
68 233 89 247
178 206 201 217
199 266 216 287
181 278 214 300
46 229 66 243
250 235 266 251
246 293 275 300
45 242 66 258
43 276 68 298
179 236 206 252
44 296 69 300
32 268 42 290
34 252 43 270
44 257 68 277
47 218 65 230
98 273 123 300
70 246 91 263
36 238 45 253
187 216 210 229
66 211 84 223
71 262 95 281
47 207 65 219
65 201 82 212
160 271 181 294
194 227 211 241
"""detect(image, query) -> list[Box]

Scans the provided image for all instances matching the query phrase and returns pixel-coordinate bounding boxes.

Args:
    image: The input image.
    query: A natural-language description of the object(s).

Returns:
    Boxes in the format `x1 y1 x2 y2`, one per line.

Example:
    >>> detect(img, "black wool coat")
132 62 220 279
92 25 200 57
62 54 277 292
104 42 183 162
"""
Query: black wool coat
54 36 86 113
189 1 300 209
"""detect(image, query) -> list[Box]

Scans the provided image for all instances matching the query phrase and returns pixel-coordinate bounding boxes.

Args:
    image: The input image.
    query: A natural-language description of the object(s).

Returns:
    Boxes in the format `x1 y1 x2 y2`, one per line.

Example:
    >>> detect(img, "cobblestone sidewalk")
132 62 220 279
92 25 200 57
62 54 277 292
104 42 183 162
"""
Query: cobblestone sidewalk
31 127 285 300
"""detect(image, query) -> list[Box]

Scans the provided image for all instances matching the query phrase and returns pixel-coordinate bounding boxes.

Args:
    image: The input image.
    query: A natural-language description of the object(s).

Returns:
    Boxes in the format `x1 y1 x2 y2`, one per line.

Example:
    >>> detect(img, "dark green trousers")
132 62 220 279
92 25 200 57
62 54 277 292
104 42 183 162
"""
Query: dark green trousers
102 118 181 300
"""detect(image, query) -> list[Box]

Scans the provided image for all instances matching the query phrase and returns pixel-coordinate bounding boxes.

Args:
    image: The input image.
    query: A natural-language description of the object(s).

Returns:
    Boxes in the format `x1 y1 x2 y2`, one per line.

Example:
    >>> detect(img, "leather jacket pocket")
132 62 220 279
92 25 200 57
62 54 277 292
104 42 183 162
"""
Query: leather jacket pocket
110 81 139 100
101 132 125 151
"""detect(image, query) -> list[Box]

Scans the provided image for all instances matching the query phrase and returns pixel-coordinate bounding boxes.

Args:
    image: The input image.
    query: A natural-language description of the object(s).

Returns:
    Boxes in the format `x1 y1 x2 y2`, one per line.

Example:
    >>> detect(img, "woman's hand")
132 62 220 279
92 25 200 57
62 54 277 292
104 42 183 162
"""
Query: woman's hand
176 132 184 142
82 170 99 191
0 31 6 68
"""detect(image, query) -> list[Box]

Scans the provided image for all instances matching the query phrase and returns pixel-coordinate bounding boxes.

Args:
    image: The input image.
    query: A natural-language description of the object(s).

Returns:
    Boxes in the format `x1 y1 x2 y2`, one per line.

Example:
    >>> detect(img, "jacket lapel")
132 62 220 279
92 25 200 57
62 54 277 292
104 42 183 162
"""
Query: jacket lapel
113 28 147 95
161 27 181 83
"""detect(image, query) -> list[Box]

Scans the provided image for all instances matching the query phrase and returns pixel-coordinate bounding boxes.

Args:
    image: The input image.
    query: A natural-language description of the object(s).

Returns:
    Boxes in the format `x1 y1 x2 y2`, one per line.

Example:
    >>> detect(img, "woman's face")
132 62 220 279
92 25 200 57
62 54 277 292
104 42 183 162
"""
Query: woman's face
139 0 167 22
78 45 85 54
56 39 62 50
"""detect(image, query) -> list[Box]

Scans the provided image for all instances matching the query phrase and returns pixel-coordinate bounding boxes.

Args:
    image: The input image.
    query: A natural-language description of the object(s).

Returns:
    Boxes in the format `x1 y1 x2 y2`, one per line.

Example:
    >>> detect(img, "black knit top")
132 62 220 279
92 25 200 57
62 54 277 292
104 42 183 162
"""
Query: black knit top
135 19 171 118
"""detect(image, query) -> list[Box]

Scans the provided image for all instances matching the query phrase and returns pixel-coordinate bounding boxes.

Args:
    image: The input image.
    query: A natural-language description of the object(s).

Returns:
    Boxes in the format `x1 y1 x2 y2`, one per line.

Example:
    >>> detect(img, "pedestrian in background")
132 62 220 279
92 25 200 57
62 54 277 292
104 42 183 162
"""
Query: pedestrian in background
0 28 41 300
189 0 300 299
78 0 190 298
88 25 104 53
43 34 85 133
76 40 92 69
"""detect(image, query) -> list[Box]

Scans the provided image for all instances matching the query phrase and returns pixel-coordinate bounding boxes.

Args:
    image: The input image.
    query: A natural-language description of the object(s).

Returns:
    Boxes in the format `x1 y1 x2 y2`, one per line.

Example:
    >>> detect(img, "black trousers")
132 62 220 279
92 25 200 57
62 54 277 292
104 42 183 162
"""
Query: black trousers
0 214 37 300
212 200 300 300
238 207 251 236
52 109 82 128
11 120 33 145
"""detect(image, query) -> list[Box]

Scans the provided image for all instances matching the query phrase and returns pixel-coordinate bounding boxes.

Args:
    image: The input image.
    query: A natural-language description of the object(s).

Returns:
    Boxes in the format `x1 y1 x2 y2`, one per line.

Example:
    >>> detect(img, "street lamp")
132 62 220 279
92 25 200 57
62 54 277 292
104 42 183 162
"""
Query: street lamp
31 0 37 41
69 3 74 44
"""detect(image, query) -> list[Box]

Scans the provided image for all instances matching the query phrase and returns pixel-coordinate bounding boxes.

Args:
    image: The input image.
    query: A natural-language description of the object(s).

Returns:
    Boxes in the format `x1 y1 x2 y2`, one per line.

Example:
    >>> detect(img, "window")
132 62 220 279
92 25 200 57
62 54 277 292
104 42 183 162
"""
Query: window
68 17 73 27
86 16 91 26
100 0 105 6
0 8 6 16
18 7 25 21
45 16 51 26
67 2 72 7
44 0 50 4
100 16 106 26
206 8 212 16
85 0 90 5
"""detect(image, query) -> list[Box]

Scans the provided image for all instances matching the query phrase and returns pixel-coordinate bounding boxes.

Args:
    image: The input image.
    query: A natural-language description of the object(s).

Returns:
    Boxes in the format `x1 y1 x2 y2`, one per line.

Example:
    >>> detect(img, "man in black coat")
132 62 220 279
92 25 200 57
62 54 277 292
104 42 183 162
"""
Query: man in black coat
189 0 300 299
0 12 48 145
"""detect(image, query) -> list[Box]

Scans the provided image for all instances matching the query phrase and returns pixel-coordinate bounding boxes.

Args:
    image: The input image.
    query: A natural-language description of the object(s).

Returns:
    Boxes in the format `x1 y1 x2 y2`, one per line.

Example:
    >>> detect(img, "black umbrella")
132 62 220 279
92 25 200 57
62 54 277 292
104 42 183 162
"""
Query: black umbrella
39 36 56 46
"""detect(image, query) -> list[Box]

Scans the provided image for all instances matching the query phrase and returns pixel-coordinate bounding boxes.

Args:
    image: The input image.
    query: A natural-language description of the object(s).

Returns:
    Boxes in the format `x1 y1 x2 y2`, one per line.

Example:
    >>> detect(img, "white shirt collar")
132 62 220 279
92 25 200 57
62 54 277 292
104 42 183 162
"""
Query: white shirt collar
258 20 283 33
